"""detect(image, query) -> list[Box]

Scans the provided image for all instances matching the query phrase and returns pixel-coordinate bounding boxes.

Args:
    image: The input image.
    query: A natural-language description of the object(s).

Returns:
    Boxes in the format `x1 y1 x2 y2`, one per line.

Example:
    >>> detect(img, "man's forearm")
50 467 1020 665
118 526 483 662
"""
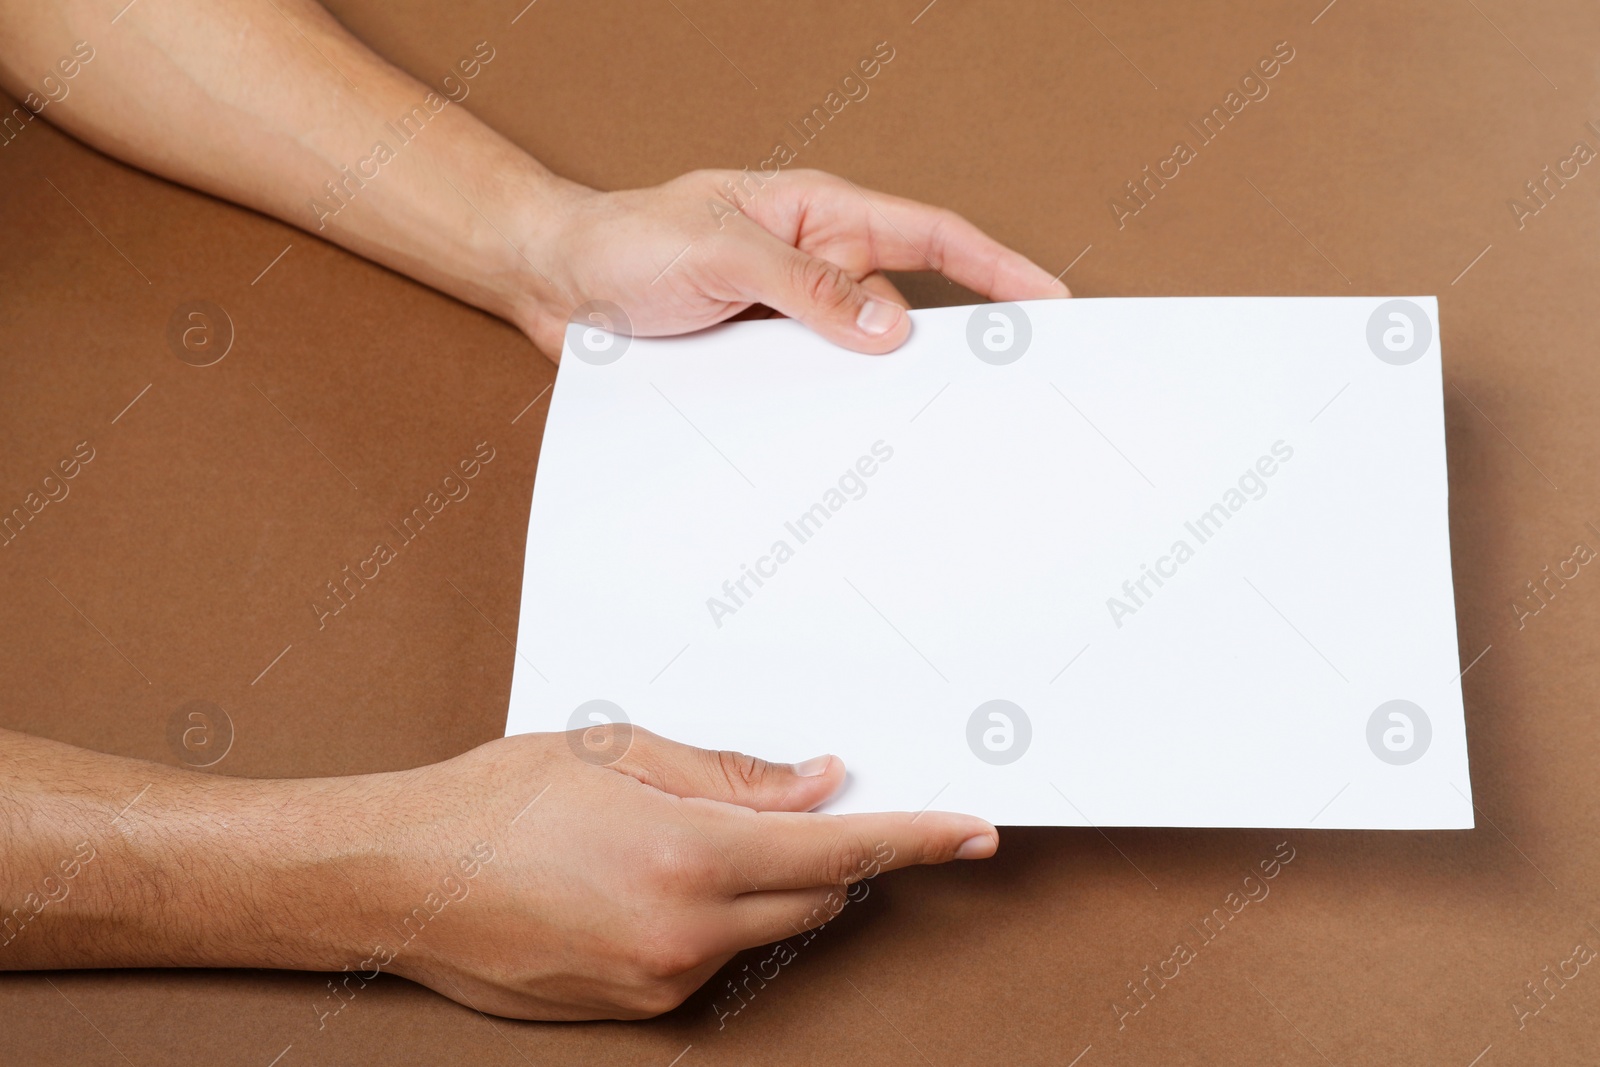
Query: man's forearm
0 728 412 972
0 0 570 336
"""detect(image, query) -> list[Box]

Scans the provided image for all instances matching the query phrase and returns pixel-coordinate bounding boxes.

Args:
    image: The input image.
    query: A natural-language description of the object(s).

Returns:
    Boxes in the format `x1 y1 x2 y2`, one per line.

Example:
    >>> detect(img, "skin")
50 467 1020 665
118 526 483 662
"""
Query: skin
0 0 1066 1020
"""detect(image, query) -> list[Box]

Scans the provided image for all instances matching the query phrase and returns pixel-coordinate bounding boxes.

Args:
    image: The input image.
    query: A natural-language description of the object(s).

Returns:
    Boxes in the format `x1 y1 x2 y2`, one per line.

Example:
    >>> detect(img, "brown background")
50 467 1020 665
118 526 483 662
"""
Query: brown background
3 0 1599 1063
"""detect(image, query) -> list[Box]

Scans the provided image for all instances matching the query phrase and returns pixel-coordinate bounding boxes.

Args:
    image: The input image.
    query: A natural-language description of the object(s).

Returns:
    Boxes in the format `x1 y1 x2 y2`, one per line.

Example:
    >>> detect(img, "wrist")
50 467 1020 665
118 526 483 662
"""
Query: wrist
335 122 594 355
250 771 430 974
318 754 511 988
496 172 602 348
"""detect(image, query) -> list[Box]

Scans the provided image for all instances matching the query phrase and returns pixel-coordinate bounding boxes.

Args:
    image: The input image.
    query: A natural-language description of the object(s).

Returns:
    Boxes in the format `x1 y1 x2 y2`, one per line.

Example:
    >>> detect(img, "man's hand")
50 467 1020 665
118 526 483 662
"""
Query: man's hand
518 168 1068 357
0 726 995 1021
0 2 1065 363
389 730 995 1020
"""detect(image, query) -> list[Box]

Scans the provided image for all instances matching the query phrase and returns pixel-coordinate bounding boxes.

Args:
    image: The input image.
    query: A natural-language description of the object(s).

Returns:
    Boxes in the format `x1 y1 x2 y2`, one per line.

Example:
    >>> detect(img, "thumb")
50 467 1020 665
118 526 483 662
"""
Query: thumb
606 728 846 812
730 230 910 353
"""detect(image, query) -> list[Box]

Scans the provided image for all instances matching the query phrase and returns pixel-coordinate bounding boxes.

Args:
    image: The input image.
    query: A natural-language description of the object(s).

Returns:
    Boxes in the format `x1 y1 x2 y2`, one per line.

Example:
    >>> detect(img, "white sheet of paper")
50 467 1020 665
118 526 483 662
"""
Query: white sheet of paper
506 296 1471 829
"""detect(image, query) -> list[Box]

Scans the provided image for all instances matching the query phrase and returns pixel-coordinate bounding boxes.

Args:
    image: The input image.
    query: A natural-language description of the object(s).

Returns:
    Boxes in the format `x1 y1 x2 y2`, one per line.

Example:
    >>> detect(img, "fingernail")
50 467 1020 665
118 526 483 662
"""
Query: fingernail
855 300 902 336
955 833 997 859
795 755 833 777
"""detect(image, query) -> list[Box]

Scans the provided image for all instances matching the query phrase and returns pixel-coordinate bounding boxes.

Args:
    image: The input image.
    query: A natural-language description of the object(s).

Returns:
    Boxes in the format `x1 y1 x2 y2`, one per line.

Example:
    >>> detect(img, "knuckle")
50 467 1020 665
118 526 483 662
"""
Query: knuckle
629 925 705 983
640 830 710 893
713 748 769 791
791 256 855 313
626 977 695 1017
819 833 866 887
928 205 965 235
924 208 962 263
683 167 730 188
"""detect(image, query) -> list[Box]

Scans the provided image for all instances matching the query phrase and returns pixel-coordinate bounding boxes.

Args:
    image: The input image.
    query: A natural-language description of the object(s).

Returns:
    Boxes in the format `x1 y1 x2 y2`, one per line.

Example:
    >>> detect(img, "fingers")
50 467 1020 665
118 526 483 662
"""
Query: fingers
607 728 846 812
724 227 912 354
850 185 1070 302
713 808 998 893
